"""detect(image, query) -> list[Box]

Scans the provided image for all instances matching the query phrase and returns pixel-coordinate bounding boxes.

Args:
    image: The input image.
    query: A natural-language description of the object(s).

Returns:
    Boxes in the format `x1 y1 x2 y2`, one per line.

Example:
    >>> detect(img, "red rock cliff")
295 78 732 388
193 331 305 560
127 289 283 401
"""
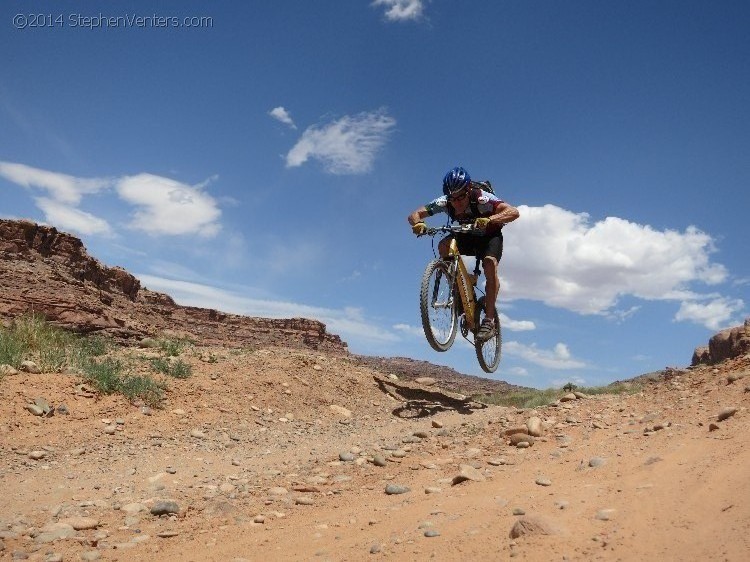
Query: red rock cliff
0 219 347 353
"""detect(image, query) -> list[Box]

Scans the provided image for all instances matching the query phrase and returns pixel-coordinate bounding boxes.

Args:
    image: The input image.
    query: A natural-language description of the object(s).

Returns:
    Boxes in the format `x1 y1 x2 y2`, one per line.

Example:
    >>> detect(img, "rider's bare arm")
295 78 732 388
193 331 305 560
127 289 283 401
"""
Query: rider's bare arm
407 207 430 226
488 202 520 227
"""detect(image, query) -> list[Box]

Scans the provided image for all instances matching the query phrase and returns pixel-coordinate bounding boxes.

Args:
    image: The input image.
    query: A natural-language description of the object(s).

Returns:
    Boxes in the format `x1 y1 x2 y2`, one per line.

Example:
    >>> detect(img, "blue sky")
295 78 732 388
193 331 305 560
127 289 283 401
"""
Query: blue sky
1 1 748 388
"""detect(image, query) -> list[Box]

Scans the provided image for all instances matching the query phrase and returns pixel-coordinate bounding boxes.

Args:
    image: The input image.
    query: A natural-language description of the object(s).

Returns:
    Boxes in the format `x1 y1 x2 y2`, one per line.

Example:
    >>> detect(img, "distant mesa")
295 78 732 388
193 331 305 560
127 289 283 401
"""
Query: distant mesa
0 219 346 353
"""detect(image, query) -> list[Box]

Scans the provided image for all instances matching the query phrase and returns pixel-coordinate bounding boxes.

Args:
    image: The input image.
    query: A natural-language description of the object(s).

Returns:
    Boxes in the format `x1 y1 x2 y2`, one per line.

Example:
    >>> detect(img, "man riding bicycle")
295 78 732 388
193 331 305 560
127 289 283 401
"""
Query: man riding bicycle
407 166 520 341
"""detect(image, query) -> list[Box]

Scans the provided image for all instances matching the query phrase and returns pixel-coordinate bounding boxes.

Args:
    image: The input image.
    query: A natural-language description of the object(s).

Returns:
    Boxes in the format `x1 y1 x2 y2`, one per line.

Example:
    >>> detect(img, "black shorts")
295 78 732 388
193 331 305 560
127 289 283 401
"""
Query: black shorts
451 232 504 262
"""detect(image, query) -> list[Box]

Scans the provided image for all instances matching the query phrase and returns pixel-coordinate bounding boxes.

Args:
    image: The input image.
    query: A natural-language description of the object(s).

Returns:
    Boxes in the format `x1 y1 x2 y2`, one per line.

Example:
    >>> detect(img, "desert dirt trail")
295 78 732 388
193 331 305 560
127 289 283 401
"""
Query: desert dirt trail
1 347 748 561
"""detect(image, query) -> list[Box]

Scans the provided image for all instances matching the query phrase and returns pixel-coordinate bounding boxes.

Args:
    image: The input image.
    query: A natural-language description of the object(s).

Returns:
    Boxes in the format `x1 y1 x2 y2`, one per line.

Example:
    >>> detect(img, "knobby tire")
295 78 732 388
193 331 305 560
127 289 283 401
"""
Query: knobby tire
419 259 458 352
474 296 502 373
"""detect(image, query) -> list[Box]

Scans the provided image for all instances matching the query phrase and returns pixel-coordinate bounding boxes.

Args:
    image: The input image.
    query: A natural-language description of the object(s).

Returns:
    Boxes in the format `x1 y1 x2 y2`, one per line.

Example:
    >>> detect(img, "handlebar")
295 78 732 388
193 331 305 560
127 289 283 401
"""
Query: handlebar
419 224 478 237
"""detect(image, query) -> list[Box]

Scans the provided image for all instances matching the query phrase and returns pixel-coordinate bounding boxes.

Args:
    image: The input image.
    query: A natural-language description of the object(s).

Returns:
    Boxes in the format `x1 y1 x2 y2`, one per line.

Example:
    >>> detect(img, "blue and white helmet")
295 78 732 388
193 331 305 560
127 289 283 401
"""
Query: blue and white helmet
442 166 471 196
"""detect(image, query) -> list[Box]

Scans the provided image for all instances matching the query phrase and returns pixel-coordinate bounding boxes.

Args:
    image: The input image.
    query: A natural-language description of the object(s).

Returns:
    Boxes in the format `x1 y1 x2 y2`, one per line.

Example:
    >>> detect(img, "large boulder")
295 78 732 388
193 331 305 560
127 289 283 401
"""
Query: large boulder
692 318 750 365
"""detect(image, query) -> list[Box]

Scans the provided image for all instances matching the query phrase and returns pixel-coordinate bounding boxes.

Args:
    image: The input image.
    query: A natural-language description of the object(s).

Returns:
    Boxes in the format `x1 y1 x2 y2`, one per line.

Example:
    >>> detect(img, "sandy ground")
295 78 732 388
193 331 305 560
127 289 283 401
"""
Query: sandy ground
1 346 748 562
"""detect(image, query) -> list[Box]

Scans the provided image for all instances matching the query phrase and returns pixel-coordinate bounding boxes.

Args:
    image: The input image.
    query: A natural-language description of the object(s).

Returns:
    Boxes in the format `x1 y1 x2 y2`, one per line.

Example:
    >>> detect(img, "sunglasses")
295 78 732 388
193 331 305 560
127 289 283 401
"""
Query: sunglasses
449 188 468 201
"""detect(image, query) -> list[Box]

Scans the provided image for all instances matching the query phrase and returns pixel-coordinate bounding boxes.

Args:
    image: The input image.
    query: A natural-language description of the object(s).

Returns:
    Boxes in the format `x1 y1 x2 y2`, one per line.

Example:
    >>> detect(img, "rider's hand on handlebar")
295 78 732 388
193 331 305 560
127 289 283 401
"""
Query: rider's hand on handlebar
412 222 428 236
474 217 491 231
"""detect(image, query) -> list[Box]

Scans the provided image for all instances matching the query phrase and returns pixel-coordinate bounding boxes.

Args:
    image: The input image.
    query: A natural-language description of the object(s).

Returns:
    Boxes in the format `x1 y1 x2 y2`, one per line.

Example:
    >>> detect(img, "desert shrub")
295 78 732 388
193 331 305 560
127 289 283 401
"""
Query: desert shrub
168 359 192 379
0 315 165 405
0 325 26 367
117 374 165 406
157 336 193 357
0 314 79 370
149 356 192 379
82 357 124 394
82 357 164 406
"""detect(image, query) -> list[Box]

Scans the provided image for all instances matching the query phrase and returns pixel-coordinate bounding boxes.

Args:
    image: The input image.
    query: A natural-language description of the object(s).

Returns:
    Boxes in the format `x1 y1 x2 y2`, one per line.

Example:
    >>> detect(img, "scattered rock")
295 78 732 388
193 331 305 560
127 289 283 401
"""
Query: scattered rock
415 377 436 386
329 405 352 418
61 517 99 530
717 407 738 422
535 477 552 487
28 450 46 460
24 404 44 416
35 523 75 543
150 500 180 516
596 509 616 521
509 433 535 446
385 484 410 495
424 529 441 537
431 420 443 428
589 457 606 468
504 426 528 436
121 502 147 515
526 416 543 437
509 516 556 538
0 364 18 376
452 464 486 485
559 393 577 402
190 429 206 439
727 372 747 384
20 360 40 374
372 455 387 467
339 452 356 462
295 497 314 505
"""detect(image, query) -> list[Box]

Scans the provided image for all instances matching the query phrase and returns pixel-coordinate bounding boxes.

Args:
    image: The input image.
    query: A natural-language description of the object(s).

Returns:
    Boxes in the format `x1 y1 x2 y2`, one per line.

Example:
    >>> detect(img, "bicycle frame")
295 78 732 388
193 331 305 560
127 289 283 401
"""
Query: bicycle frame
445 239 478 331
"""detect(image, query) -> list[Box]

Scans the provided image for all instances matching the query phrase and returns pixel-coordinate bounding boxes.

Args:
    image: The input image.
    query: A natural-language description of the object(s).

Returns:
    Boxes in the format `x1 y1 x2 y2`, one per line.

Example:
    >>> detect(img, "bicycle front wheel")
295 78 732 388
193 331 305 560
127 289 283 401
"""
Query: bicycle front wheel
419 259 458 352
474 296 502 373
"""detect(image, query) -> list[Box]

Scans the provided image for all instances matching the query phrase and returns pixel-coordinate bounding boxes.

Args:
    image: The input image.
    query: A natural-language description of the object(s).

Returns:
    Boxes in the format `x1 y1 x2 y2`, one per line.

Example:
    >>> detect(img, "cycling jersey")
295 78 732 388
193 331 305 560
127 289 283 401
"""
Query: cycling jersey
424 189 505 234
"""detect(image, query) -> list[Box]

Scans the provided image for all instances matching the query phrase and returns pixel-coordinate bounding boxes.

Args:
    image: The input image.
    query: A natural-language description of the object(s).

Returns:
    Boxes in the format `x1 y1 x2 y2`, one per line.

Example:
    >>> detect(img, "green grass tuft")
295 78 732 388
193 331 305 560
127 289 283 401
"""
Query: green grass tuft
149 357 192 379
157 336 193 357
476 381 642 409
0 314 168 406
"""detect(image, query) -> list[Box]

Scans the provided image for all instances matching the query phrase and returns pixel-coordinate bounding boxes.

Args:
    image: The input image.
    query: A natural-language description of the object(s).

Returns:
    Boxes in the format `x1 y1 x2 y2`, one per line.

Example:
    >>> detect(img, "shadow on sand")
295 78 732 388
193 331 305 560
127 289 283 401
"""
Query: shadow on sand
374 375 486 419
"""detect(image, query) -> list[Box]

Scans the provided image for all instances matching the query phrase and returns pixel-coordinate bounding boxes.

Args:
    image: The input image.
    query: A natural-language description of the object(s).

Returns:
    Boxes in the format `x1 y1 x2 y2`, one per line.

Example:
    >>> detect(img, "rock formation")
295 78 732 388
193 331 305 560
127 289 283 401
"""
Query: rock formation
0 219 347 353
691 317 750 365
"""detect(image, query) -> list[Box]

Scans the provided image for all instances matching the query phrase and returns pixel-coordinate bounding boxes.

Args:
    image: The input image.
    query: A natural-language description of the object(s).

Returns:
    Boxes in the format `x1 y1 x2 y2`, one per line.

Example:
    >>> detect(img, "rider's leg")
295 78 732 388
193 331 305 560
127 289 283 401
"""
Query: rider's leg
482 256 499 320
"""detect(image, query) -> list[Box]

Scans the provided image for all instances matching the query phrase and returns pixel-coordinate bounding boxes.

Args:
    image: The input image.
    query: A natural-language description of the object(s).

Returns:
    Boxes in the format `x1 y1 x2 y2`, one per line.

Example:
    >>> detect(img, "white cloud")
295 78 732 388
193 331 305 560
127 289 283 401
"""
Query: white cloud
115 174 221 237
285 110 396 174
373 0 424 21
269 106 296 129
0 161 110 205
504 341 587 370
136 274 400 346
499 313 536 331
551 375 587 387
504 205 729 315
34 197 112 236
1 161 223 239
393 323 425 337
506 366 529 377
674 297 745 330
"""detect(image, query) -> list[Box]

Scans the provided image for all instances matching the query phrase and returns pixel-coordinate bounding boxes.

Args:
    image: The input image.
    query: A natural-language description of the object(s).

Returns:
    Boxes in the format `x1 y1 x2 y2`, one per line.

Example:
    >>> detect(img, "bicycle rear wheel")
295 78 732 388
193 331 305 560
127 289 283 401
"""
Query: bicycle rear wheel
474 296 502 373
419 259 458 352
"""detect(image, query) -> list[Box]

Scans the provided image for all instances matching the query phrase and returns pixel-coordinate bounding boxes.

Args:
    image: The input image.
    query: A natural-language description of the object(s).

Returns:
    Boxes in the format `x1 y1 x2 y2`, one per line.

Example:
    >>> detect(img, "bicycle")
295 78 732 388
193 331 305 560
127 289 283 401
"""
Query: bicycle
418 224 502 373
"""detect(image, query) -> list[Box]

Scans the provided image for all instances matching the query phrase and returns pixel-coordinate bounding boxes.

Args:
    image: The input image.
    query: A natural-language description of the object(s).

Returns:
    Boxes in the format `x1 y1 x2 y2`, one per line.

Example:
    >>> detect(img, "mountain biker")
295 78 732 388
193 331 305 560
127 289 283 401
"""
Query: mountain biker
407 166 520 341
